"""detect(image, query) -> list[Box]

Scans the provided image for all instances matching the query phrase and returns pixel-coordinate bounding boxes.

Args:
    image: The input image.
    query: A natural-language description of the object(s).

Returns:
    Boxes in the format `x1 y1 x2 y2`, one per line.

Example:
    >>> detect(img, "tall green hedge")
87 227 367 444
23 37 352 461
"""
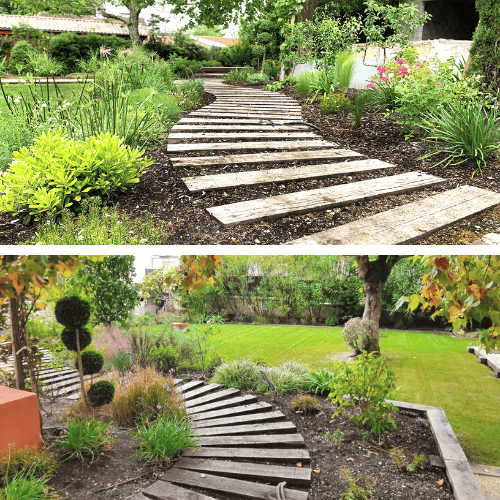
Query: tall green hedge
469 0 500 88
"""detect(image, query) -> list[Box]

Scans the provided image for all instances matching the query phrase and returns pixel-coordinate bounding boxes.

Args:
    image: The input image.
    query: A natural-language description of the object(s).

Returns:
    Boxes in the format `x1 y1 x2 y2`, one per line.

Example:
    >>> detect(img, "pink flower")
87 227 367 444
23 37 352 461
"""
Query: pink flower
377 65 387 75
396 58 404 64
367 83 374 88
380 76 388 82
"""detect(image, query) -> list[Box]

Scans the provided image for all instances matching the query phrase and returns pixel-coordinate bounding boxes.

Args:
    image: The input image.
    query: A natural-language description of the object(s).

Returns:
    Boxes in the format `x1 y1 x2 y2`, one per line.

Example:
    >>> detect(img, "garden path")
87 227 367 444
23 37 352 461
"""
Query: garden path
167 81 500 244
130 379 311 499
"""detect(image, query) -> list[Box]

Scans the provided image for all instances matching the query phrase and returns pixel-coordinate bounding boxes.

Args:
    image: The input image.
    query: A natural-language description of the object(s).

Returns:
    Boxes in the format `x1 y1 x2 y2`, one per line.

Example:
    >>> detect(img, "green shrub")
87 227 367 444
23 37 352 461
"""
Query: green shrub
325 316 339 326
8 40 34 74
307 367 335 396
27 51 64 76
106 351 134 373
329 351 399 435
78 350 104 375
0 466 57 500
0 446 57 486
212 357 263 391
87 380 115 406
319 92 351 114
219 44 253 66
60 326 92 352
127 88 182 124
134 415 198 464
246 72 270 84
295 71 315 98
53 418 114 463
0 129 152 220
343 318 379 354
223 67 252 83
178 79 204 96
0 119 36 173
55 296 91 329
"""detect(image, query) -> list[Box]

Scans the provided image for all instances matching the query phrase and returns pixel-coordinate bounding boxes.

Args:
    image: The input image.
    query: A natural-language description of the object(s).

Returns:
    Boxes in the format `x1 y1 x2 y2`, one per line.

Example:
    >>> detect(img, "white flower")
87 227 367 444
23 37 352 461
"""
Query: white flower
41 103 47 108
14 97 21 103
388 73 394 78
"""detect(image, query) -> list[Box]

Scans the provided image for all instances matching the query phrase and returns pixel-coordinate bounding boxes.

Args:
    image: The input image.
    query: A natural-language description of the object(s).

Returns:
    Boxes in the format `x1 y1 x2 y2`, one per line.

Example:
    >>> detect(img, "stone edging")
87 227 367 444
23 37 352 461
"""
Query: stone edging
467 346 500 378
388 399 484 500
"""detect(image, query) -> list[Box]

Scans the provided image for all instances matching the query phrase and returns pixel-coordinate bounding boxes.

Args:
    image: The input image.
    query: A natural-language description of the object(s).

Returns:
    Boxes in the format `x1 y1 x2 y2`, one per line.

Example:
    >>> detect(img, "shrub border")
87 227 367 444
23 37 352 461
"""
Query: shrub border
467 345 500 378
388 399 485 500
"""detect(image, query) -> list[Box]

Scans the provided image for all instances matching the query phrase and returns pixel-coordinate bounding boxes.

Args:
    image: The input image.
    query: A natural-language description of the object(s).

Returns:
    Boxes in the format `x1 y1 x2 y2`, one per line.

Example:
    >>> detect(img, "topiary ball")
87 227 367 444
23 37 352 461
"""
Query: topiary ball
54 296 91 329
61 326 92 352
77 350 104 375
87 380 115 407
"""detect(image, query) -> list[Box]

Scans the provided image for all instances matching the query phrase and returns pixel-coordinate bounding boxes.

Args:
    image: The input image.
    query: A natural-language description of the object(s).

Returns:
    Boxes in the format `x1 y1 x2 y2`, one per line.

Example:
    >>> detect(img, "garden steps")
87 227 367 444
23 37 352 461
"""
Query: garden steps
286 185 500 245
184 388 242 409
193 421 297 437
186 394 258 415
179 117 301 125
171 125 311 131
182 383 222 401
207 172 446 227
191 410 285 428
188 111 302 120
176 380 205 394
141 481 218 499
168 132 319 143
190 401 273 421
467 345 500 378
184 447 310 463
182 159 395 193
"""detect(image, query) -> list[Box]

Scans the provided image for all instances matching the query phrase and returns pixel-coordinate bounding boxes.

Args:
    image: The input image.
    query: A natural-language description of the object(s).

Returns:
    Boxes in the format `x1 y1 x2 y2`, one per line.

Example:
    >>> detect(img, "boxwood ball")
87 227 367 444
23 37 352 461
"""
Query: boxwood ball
54 296 91 328
61 326 92 352
87 380 115 406
77 350 104 375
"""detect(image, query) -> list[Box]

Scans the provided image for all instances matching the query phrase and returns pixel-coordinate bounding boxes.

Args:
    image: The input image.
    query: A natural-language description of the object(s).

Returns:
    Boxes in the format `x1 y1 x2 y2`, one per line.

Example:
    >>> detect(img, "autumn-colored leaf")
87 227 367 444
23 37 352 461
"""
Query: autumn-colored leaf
296 462 302 467
346 457 354 462
432 256 449 272
436 479 444 486
8 272 24 295
448 306 463 321
367 450 379 456
313 470 320 474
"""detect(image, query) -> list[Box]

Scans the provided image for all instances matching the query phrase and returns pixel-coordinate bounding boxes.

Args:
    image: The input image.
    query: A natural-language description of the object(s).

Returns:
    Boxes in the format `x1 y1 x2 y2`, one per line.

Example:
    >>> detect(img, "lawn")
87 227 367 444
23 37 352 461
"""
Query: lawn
206 324 499 466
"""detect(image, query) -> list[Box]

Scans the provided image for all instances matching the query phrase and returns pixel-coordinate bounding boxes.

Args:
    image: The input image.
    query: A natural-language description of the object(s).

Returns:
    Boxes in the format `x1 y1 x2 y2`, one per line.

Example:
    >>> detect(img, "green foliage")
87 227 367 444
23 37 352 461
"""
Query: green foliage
343 318 379 353
468 0 500 89
0 466 57 500
55 296 91 329
0 118 36 172
417 100 500 174
106 351 134 373
32 197 166 245
127 87 182 125
291 394 318 413
178 79 204 96
53 418 114 463
295 70 315 98
340 468 377 500
26 51 64 76
307 367 334 396
325 316 339 326
87 380 115 406
78 349 104 375
219 44 253 67
336 50 356 92
223 67 253 83
319 92 351 115
0 129 152 220
390 447 426 472
188 320 222 374
325 429 344 445
0 446 57 486
134 416 198 464
352 91 366 127
77 256 138 327
144 38 206 62
60 326 92 352
329 351 399 435
168 57 219 78
8 40 34 74
246 72 270 83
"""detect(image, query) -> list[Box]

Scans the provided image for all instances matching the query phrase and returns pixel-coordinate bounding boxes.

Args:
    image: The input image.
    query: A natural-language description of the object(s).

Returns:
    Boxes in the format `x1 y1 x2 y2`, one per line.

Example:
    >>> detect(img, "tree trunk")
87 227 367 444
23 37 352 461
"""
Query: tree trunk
75 327 90 416
361 281 384 353
124 3 141 45
9 296 25 390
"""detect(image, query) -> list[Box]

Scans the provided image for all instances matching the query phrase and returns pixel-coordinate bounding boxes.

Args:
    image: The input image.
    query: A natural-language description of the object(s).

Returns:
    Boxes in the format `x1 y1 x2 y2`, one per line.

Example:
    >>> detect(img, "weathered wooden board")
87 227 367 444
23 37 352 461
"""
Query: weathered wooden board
142 481 219 500
168 132 319 143
176 380 205 394
167 140 333 153
170 149 354 168
175 458 311 486
191 410 285 428
285 185 500 245
179 118 297 125
212 100 297 105
171 124 310 131
208 172 445 227
186 394 258 415
444 460 485 500
160 469 309 500
185 388 241 408
470 464 500 478
188 112 302 120
183 447 311 463
205 105 301 111
182 158 391 193
182 383 221 401
194 421 296 436
197 433 305 447
190 401 273 422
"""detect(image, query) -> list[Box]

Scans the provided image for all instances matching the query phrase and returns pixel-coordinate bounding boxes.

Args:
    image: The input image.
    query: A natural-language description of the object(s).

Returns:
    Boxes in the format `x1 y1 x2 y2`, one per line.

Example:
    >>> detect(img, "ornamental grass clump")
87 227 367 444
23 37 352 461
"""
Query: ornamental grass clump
0 446 57 486
0 466 58 500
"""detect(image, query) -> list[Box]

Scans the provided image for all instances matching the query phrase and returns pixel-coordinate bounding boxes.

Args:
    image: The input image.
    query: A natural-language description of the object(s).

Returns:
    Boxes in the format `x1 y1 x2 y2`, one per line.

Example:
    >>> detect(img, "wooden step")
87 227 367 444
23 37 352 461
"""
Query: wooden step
160 469 309 500
188 112 302 120
183 447 311 463
286 185 500 245
205 105 301 112
179 118 298 125
197 434 305 447
208 172 445 227
182 383 221 401
168 132 319 143
194 421 296 436
186 394 258 415
170 149 359 168
182 158 392 193
175 458 311 487
176 380 205 394
190 401 273 422
167 140 333 154
142 481 218 500
171 124 310 132
185 388 241 409
191 410 285 428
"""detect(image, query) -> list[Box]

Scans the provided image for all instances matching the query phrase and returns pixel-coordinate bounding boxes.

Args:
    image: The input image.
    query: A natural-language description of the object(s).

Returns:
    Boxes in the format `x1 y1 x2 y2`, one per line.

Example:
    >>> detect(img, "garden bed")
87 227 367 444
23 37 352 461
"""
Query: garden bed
1 82 500 245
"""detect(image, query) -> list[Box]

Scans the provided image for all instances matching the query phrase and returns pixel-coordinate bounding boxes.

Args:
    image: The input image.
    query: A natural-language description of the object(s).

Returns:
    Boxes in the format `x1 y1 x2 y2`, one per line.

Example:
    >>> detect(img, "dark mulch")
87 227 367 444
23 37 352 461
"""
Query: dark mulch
42 391 455 500
2 81 499 245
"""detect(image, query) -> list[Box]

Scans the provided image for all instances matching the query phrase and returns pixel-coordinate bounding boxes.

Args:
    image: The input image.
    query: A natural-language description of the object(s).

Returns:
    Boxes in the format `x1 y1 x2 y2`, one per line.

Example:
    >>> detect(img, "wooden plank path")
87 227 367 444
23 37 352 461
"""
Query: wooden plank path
165 83 500 243
137 380 312 499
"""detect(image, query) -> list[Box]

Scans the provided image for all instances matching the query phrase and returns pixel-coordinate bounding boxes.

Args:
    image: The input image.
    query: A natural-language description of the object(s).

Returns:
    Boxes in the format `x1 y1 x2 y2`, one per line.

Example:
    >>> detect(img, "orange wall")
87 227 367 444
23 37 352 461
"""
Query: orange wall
0 386 42 456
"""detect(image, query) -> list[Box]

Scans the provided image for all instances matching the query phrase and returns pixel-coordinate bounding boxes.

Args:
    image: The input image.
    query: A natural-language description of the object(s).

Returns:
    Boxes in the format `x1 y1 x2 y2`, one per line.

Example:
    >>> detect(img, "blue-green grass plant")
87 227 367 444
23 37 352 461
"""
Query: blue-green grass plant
335 50 357 92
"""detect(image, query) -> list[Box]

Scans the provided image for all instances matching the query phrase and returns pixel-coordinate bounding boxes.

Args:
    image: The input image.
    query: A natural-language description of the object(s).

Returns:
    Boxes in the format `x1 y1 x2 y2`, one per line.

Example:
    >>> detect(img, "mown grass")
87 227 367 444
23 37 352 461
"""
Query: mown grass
208 324 499 466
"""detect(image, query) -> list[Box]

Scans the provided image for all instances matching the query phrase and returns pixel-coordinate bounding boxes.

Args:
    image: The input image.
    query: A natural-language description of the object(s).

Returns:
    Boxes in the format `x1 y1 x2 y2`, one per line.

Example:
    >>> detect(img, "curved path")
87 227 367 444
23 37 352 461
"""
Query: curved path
167 81 500 245
132 380 311 499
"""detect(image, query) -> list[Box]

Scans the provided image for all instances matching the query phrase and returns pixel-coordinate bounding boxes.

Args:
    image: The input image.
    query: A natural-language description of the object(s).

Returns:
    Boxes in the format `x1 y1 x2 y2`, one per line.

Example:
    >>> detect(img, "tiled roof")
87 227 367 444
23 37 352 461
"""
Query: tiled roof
0 13 149 37
196 36 240 46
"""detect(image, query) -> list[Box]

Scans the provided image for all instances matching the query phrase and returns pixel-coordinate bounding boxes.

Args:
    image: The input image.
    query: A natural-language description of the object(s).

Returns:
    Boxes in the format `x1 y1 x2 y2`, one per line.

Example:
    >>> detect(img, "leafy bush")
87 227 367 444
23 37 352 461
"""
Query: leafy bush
319 92 351 114
211 357 262 391
106 351 134 373
0 446 57 486
418 100 500 174
127 87 182 124
55 296 91 329
8 40 34 74
0 466 57 500
27 51 64 76
144 38 206 62
78 350 104 375
60 326 92 352
343 318 379 354
87 380 115 406
325 316 339 326
0 119 37 172
246 72 270 84
307 368 335 396
219 44 253 66
178 79 204 96
0 129 152 220
53 418 114 463
329 351 399 435
291 395 318 413
134 415 198 464
223 67 253 83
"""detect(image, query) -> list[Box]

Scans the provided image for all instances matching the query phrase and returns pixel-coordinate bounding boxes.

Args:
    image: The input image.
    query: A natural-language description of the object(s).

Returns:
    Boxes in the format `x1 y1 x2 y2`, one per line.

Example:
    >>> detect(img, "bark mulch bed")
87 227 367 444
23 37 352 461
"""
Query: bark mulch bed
2 82 499 245
42 391 455 500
